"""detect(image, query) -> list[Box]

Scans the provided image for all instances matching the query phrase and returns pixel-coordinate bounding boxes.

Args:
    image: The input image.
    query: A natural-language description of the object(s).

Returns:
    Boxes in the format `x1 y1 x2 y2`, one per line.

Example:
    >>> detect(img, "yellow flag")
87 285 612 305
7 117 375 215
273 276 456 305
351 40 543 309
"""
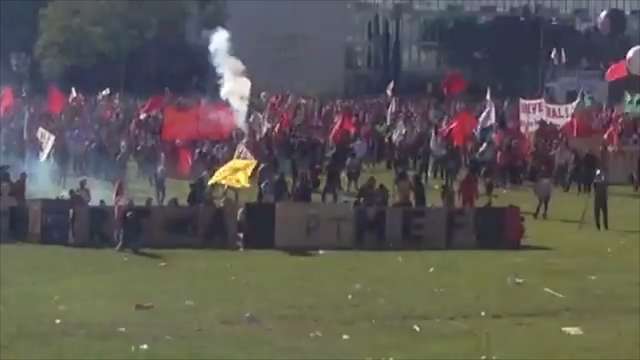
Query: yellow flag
208 159 257 188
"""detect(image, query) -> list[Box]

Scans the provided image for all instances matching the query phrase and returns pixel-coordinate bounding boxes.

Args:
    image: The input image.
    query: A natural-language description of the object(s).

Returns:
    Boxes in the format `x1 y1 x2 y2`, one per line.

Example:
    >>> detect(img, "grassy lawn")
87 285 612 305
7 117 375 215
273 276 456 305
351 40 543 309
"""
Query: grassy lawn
1 168 639 359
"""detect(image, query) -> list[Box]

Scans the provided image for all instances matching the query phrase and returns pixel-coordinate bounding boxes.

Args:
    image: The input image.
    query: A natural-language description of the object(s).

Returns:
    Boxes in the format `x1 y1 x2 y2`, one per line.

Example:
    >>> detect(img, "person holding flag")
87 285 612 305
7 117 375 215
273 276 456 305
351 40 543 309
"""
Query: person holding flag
475 87 496 142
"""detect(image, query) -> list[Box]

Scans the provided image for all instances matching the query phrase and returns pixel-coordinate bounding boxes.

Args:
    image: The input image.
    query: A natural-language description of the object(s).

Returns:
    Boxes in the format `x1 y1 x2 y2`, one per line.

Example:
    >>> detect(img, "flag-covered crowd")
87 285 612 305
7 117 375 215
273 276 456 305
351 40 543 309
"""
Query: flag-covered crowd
1 77 638 212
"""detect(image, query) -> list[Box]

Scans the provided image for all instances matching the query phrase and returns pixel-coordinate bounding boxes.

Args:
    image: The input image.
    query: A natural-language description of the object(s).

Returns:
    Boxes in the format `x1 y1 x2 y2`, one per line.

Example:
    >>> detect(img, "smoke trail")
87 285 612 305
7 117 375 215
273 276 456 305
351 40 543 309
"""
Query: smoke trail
208 27 251 132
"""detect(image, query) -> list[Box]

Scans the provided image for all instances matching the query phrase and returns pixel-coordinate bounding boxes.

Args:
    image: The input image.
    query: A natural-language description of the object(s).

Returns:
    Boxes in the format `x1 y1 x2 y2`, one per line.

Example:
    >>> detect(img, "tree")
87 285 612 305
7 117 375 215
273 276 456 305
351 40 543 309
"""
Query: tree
34 0 227 90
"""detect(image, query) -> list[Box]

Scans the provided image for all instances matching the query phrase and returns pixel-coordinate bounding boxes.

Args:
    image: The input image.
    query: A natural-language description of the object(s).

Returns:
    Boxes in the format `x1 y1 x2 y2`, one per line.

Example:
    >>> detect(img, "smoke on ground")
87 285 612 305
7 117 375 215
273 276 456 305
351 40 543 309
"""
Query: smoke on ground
208 27 252 133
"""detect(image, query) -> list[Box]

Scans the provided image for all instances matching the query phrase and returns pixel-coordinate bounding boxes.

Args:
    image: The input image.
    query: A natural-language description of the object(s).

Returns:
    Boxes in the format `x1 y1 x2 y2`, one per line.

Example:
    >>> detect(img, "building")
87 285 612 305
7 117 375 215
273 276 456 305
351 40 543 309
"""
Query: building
226 0 353 97
225 0 639 97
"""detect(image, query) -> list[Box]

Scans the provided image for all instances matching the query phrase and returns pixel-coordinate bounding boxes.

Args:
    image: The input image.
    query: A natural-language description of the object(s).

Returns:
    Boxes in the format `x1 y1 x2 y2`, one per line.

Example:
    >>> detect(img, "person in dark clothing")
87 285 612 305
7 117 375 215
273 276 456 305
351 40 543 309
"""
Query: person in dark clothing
354 177 384 248
274 173 290 202
412 174 426 207
355 176 377 207
593 169 609 231
187 183 199 206
292 173 312 202
122 200 143 252
375 184 389 207
582 151 598 194
565 151 583 193
322 161 340 203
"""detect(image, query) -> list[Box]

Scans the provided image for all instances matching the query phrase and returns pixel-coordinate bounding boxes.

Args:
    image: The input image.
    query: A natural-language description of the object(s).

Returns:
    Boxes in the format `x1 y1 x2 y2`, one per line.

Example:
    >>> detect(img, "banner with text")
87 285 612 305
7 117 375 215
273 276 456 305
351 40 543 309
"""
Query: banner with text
519 98 579 133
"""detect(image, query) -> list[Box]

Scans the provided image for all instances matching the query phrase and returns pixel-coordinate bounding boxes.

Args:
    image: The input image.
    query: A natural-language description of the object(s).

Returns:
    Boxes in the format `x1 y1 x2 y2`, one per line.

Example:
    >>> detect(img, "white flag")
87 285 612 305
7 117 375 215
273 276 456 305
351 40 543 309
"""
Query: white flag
36 127 56 162
476 87 495 132
386 80 395 97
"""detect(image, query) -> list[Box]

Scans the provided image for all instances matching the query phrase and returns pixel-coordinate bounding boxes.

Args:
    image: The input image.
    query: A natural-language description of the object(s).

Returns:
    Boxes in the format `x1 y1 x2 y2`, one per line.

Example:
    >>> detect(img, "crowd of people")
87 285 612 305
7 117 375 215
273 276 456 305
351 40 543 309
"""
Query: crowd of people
1 85 639 248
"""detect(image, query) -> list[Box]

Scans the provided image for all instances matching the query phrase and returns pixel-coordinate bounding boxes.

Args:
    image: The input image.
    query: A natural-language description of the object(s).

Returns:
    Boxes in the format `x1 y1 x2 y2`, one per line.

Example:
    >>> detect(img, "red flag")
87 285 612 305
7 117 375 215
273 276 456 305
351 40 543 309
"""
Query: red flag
162 101 235 141
176 146 192 178
443 111 477 147
162 105 200 141
139 95 166 118
198 101 235 140
561 111 602 138
441 71 468 97
329 111 357 144
47 86 67 116
605 60 628 82
0 86 15 118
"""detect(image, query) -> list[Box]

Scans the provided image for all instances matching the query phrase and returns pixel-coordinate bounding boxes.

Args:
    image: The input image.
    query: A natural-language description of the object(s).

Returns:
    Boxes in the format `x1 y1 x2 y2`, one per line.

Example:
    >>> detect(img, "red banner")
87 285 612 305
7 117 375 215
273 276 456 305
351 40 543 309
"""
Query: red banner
162 101 235 141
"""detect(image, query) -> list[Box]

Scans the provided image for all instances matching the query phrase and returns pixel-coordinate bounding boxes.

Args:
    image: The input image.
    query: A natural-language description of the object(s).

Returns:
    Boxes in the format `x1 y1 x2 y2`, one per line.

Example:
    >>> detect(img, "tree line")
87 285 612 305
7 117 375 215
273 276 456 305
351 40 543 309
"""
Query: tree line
1 0 226 95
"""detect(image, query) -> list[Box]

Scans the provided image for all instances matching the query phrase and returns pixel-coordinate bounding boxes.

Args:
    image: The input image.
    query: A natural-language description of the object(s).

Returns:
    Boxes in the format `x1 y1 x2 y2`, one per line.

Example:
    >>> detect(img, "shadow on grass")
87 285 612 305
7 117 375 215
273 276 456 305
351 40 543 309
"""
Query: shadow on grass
131 249 164 260
284 250 318 257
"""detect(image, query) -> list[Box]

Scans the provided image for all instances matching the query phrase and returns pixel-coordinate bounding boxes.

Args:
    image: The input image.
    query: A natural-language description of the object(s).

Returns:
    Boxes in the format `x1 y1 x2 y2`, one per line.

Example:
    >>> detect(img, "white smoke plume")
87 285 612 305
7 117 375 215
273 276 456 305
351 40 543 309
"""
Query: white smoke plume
208 27 251 132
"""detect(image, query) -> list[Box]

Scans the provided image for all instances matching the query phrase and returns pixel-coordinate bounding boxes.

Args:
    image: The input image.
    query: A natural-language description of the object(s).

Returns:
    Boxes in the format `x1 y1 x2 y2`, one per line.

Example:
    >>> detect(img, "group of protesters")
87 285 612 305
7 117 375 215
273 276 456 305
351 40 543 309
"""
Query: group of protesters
1 82 639 248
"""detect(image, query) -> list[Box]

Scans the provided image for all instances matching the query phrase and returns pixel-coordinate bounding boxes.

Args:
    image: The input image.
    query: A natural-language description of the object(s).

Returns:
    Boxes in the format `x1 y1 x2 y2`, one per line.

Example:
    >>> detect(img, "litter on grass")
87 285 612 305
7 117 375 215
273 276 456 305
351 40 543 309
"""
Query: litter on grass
543 288 565 298
134 303 155 310
561 327 584 335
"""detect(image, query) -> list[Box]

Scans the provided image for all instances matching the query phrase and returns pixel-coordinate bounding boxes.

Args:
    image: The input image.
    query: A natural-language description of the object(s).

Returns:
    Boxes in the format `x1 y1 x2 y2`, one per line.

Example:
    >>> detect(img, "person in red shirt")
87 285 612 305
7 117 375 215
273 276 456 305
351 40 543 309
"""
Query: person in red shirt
458 172 479 208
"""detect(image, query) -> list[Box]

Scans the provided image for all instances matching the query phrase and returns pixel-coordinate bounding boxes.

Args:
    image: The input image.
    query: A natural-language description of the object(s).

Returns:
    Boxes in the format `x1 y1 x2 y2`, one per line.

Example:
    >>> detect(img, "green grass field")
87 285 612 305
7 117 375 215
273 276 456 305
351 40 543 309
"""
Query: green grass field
1 167 639 359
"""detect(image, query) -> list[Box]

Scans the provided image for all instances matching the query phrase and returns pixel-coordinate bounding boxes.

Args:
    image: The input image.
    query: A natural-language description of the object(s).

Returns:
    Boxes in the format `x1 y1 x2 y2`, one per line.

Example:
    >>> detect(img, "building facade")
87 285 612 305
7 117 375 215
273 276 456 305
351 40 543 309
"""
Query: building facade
226 0 639 97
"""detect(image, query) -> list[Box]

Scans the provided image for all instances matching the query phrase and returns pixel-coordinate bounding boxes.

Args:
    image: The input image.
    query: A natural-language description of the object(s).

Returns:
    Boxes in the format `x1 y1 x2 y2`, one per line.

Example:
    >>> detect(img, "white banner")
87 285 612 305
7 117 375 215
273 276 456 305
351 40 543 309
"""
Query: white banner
36 127 55 162
519 98 579 133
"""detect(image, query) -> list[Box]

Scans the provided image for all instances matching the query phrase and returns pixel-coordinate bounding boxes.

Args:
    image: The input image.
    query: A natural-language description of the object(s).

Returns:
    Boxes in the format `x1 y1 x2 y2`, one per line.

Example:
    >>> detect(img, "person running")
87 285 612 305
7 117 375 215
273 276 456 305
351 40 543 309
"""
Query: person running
533 170 552 219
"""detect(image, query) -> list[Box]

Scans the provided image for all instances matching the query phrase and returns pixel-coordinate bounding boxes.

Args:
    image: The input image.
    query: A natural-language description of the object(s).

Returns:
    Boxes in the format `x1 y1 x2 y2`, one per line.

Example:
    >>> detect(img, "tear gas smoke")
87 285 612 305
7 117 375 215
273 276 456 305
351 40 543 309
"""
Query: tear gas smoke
208 27 251 132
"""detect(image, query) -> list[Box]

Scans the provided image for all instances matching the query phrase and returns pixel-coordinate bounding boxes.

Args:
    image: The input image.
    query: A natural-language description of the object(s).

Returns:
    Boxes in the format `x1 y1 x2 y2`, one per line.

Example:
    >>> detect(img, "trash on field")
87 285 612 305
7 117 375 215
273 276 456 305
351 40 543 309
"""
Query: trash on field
347 294 353 300
412 324 421 333
397 256 404 263
543 288 565 298
158 262 167 267
561 327 584 335
588 275 597 280
317 250 326 255
117 327 126 333
134 303 155 310
514 277 525 284
54 319 61 325
138 344 149 350
165 335 173 341
428 267 435 273
354 283 362 290
122 257 128 262
309 330 323 338
244 312 260 325
341 334 350 340
185 300 195 306
481 311 486 317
